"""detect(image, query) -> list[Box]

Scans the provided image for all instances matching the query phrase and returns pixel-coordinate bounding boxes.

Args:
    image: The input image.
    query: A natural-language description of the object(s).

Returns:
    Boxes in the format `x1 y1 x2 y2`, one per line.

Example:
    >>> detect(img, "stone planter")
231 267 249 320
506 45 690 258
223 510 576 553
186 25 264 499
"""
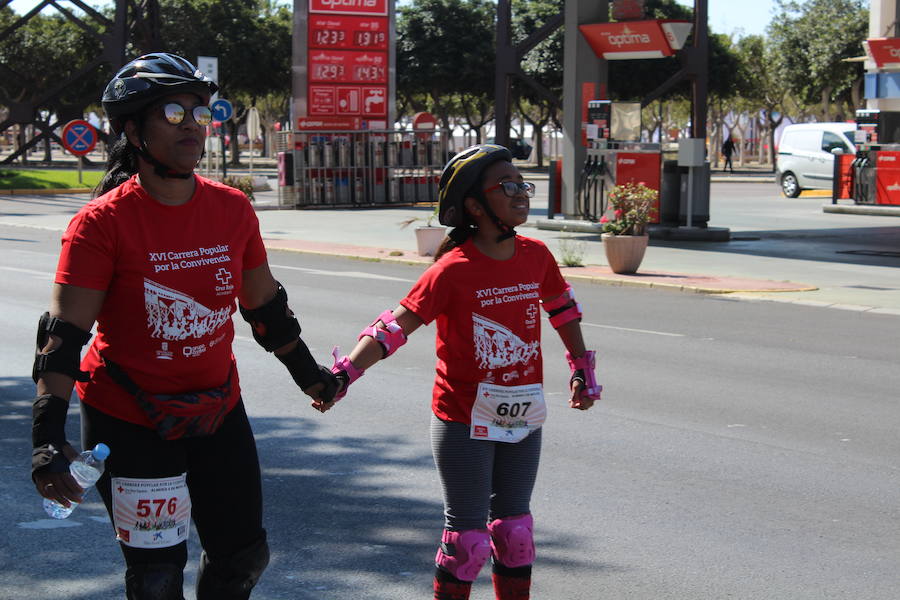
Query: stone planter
601 233 649 274
415 226 446 257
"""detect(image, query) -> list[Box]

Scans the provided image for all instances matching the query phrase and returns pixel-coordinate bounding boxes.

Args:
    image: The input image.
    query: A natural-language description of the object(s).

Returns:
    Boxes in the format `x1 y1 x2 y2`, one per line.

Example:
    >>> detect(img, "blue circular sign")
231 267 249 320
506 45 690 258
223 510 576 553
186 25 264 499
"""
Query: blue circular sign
211 99 234 122
61 120 97 156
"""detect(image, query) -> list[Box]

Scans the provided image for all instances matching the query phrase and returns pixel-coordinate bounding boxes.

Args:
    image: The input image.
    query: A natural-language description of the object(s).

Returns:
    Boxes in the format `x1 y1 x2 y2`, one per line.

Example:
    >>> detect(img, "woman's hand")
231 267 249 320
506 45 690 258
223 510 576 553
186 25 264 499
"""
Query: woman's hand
33 443 82 507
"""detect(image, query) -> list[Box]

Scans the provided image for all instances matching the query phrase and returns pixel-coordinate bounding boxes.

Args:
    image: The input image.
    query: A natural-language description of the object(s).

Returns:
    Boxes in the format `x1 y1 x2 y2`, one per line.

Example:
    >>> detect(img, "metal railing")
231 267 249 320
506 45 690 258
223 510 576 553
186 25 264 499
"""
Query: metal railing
275 129 450 208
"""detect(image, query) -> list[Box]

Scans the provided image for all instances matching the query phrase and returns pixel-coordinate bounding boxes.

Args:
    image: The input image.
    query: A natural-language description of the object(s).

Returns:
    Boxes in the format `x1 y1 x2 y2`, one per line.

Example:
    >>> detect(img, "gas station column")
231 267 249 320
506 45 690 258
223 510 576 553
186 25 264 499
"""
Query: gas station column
561 0 608 218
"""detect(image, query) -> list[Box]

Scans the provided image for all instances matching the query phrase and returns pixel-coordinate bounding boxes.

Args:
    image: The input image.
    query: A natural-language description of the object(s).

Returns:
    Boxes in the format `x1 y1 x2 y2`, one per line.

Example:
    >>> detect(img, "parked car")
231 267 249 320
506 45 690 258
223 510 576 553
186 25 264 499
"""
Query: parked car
487 137 533 160
775 122 856 197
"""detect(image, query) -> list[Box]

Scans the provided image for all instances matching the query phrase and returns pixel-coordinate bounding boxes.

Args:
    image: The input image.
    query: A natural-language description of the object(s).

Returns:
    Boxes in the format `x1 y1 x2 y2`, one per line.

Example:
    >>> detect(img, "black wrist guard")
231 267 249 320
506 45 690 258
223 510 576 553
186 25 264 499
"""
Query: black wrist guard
276 339 336 392
239 283 302 352
31 394 70 479
33 312 92 383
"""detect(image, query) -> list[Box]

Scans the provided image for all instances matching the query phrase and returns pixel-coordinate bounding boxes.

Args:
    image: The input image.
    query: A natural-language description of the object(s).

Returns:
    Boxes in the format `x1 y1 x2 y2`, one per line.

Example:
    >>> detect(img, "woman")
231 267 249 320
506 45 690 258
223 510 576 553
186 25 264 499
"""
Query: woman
321 144 602 600
30 53 337 599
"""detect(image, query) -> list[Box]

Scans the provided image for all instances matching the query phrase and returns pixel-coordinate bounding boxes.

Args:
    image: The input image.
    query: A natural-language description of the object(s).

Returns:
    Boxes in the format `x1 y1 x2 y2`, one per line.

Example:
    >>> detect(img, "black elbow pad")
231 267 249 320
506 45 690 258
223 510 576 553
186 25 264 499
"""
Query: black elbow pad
239 283 302 352
32 312 92 383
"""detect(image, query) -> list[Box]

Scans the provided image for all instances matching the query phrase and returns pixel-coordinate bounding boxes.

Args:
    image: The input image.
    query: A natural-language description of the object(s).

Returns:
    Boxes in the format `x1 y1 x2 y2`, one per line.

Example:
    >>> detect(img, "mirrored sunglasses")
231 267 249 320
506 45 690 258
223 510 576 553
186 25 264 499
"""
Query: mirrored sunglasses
483 181 536 198
162 102 212 126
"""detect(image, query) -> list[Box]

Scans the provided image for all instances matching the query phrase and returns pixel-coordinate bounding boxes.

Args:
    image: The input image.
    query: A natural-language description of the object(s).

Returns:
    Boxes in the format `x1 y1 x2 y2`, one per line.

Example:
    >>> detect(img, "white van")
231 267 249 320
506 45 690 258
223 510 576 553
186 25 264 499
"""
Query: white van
776 123 856 197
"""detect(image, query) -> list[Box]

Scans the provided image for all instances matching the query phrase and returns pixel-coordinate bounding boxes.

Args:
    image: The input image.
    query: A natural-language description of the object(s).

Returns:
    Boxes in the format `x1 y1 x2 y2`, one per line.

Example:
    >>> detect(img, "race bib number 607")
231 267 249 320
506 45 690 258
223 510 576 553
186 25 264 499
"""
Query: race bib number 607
111 474 191 548
471 382 546 443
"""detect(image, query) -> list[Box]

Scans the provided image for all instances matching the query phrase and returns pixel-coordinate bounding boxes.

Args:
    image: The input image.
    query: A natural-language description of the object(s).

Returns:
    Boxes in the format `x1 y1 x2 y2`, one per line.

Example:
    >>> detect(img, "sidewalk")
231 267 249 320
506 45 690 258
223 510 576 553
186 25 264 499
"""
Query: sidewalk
1 171 899 315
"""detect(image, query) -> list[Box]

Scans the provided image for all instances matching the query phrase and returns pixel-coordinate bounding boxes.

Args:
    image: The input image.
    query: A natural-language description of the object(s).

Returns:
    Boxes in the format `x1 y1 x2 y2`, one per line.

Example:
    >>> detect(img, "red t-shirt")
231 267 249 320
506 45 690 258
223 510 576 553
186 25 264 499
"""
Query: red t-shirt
55 175 268 426
400 236 568 424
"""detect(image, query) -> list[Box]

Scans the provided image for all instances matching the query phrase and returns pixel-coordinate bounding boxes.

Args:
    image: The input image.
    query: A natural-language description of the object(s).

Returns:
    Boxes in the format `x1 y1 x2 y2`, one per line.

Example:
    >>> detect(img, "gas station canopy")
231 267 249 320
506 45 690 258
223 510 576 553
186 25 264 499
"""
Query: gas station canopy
579 20 693 60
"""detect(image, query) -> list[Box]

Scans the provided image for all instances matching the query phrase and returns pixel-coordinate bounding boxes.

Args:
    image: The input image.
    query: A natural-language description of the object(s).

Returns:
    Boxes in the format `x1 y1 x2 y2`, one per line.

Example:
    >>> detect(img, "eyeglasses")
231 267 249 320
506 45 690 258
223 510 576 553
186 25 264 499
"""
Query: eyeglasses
162 102 212 127
483 181 536 198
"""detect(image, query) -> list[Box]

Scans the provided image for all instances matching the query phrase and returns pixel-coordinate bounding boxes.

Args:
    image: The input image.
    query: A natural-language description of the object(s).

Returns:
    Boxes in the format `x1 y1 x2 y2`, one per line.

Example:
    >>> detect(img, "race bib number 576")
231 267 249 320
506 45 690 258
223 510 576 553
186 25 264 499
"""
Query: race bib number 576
111 474 191 548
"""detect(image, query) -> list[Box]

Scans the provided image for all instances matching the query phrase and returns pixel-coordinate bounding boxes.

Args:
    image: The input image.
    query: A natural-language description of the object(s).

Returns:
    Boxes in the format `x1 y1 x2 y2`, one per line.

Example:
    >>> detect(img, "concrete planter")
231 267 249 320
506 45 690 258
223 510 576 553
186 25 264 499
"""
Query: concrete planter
601 233 648 274
415 226 446 257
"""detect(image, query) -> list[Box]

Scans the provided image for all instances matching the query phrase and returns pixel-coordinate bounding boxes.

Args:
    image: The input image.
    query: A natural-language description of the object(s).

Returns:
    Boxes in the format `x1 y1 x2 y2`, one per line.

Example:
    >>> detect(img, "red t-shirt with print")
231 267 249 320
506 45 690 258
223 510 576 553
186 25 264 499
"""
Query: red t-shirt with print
55 175 268 427
400 236 568 424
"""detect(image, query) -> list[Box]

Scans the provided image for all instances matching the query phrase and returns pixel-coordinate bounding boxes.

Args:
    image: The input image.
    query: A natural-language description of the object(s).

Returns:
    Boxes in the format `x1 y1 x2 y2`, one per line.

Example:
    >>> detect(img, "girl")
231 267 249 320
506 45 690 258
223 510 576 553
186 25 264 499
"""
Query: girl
319 144 601 600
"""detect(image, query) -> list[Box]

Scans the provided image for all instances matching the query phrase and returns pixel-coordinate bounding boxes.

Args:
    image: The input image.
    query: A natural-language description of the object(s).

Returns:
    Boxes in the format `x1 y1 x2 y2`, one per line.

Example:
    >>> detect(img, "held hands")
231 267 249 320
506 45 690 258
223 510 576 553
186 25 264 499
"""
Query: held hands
303 365 342 413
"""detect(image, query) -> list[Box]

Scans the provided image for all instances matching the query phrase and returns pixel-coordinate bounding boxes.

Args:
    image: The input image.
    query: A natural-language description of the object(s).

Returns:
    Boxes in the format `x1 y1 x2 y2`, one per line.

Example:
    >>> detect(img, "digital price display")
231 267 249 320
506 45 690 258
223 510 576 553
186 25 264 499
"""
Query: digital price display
309 50 387 84
309 15 389 51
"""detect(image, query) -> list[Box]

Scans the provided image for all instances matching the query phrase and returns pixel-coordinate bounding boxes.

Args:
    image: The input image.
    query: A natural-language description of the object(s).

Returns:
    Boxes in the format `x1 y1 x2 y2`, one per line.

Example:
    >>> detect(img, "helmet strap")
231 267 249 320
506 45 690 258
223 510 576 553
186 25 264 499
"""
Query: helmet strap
130 117 193 180
476 196 516 242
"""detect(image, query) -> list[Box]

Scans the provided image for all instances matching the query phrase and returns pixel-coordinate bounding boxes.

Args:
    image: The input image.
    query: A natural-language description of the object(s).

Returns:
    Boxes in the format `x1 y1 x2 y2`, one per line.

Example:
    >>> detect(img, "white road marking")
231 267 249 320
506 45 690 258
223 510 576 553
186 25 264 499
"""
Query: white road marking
0 265 52 277
271 264 415 283
580 321 685 337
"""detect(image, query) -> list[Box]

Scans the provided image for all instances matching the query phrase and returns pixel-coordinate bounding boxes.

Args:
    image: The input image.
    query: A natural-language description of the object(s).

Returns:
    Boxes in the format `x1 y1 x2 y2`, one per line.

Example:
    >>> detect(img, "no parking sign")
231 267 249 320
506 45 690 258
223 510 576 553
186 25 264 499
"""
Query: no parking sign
61 120 97 156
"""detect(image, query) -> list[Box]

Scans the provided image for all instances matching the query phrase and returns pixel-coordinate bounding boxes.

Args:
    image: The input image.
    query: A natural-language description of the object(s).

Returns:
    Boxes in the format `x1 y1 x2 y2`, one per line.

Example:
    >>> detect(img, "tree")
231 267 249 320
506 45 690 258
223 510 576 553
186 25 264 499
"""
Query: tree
397 0 496 134
157 0 292 165
768 0 867 121
0 6 105 163
734 34 792 170
511 0 564 166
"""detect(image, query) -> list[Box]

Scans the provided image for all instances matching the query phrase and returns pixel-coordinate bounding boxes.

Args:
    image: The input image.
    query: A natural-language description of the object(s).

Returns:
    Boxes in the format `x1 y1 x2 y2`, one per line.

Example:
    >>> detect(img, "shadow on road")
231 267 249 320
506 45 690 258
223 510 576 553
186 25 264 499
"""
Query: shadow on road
1 376 596 599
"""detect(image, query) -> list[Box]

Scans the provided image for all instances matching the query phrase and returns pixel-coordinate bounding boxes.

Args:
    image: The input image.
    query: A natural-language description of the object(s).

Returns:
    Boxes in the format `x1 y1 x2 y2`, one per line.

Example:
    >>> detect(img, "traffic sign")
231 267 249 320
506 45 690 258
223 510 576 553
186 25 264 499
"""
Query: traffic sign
211 99 234 122
60 120 97 156
246 107 260 139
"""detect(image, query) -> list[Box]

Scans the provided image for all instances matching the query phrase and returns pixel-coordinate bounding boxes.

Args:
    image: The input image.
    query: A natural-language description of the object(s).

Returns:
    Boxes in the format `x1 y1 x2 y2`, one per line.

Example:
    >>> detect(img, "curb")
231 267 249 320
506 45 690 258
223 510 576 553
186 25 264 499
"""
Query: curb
262 239 817 295
0 188 93 195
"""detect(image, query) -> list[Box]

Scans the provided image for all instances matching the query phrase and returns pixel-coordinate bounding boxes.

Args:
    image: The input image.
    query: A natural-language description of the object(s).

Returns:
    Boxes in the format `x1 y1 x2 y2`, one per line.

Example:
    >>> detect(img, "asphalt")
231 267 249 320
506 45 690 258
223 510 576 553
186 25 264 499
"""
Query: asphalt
1 166 899 316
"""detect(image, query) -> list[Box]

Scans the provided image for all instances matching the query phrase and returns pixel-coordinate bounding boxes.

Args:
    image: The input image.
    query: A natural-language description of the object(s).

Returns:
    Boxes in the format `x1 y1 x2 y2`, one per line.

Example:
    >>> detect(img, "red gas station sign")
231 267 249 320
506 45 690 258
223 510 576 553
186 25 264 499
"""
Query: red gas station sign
309 0 388 16
864 38 900 69
305 0 389 126
579 20 691 60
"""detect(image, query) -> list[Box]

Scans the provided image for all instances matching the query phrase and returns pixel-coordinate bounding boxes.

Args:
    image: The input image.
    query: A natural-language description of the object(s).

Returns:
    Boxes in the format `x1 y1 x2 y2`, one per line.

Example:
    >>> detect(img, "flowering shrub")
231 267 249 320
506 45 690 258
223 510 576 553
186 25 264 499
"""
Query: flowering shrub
222 175 255 202
600 182 658 236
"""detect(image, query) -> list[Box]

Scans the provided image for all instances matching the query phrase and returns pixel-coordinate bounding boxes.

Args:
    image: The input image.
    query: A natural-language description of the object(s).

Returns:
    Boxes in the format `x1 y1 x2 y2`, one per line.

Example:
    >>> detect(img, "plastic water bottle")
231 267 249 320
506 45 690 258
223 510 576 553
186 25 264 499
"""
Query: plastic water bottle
42 443 110 519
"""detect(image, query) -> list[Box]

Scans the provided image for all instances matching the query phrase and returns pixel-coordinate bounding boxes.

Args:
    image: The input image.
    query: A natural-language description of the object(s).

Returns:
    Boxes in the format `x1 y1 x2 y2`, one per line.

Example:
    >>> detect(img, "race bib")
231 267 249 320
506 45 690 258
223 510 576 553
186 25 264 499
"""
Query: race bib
111 474 191 548
471 382 546 443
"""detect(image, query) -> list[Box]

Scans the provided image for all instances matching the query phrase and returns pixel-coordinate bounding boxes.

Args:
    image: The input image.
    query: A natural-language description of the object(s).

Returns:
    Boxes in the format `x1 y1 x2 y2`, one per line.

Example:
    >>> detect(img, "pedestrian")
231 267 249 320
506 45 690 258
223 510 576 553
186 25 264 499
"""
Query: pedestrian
317 144 602 600
722 134 736 173
30 53 338 599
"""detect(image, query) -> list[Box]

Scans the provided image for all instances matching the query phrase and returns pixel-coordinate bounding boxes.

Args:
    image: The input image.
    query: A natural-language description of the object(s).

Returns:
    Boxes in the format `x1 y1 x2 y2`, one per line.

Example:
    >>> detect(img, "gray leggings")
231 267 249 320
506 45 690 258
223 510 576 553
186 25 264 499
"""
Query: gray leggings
430 414 542 531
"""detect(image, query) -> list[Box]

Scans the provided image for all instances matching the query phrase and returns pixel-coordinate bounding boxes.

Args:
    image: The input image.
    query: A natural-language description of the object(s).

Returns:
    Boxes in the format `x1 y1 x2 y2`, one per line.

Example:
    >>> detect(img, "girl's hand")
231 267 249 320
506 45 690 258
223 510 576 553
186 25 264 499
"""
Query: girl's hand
569 378 597 410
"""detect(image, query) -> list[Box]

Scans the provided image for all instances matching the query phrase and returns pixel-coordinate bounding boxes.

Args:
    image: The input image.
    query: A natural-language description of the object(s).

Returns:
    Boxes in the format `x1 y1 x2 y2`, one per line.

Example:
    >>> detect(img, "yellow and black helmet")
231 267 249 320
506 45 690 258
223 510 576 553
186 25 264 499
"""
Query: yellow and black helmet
437 144 513 227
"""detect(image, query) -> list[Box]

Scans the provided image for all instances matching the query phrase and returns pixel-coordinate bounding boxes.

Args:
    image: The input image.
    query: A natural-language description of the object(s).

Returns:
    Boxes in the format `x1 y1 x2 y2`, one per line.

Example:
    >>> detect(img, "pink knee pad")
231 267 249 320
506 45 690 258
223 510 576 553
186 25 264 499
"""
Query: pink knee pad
488 514 535 568
435 528 491 582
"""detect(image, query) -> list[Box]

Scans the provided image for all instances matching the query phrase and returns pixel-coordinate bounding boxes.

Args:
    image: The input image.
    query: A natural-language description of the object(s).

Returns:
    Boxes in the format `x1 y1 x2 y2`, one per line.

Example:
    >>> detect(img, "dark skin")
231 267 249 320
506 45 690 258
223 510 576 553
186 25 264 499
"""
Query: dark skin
312 160 597 413
34 93 328 508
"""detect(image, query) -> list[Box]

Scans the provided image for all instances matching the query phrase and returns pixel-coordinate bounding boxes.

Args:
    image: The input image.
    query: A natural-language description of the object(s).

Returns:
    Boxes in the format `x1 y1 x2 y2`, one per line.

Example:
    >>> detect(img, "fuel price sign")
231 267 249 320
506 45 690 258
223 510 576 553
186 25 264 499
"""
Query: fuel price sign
309 15 388 51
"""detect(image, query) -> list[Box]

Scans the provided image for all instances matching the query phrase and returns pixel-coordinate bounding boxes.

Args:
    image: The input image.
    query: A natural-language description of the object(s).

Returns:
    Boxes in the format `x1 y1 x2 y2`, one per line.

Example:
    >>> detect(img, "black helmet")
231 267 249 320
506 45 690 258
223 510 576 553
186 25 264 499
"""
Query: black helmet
437 144 513 227
102 53 218 134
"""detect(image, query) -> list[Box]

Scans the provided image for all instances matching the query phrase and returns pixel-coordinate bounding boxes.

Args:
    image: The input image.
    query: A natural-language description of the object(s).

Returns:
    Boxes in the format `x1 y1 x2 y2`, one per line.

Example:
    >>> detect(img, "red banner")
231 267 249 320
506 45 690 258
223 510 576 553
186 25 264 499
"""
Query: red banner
309 15 389 50
865 38 900 69
579 20 689 60
309 0 388 16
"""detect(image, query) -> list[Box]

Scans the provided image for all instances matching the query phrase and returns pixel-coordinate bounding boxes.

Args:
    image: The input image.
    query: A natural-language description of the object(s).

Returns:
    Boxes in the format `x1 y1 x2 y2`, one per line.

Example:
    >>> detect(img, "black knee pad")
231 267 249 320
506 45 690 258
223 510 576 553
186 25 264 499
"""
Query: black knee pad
196 534 270 600
125 562 185 600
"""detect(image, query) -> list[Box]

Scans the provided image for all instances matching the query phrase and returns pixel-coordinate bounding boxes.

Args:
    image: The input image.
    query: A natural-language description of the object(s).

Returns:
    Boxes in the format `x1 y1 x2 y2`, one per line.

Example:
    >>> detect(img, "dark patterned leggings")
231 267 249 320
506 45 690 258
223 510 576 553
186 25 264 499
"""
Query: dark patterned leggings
430 414 542 531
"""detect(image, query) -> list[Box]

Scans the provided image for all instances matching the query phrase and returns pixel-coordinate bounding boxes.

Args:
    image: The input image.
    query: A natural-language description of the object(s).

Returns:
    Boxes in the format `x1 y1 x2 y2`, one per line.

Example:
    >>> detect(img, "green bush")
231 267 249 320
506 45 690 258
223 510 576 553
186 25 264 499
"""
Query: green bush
221 175 255 202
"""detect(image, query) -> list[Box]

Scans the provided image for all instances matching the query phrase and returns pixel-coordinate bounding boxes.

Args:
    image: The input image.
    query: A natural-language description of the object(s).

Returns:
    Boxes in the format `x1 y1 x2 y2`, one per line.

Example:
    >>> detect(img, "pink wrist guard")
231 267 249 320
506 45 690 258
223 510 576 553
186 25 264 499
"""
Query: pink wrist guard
566 350 602 401
330 346 364 400
358 309 407 358
542 286 582 328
